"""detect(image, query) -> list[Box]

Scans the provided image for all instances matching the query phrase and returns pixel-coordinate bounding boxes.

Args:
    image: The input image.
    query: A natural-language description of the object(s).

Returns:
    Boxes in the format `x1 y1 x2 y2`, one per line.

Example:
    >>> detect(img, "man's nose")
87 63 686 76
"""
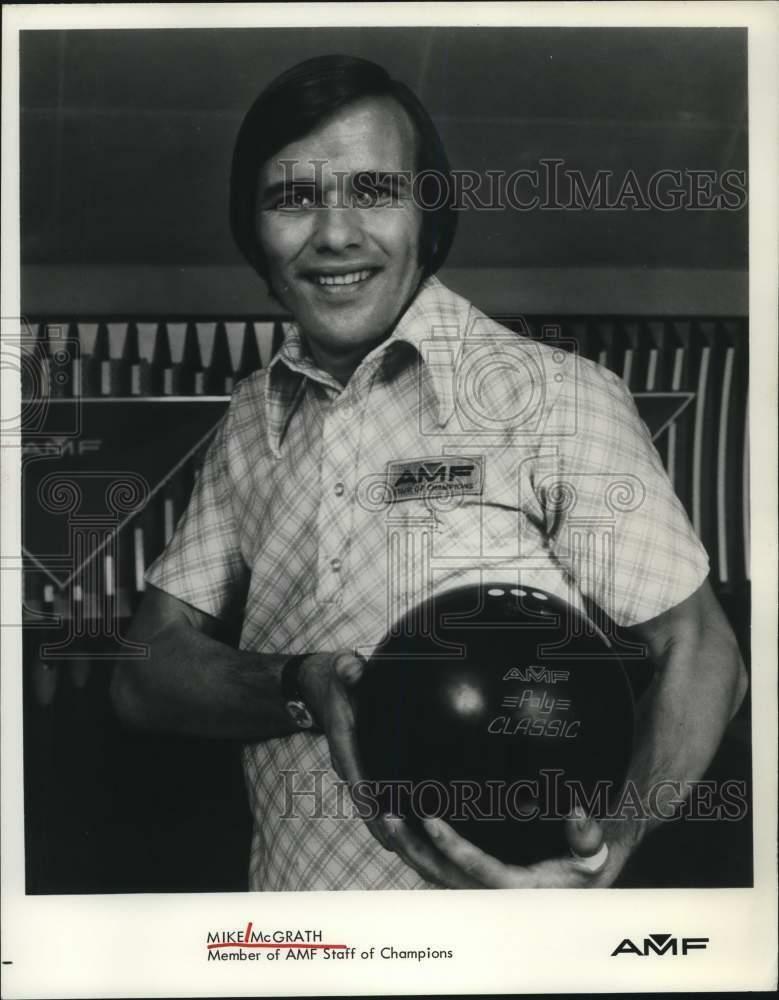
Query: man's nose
310 203 364 253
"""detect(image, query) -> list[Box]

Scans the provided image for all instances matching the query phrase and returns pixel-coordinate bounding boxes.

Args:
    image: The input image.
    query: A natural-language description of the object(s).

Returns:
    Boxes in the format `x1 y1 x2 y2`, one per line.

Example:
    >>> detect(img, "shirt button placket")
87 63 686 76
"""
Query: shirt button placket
317 398 355 603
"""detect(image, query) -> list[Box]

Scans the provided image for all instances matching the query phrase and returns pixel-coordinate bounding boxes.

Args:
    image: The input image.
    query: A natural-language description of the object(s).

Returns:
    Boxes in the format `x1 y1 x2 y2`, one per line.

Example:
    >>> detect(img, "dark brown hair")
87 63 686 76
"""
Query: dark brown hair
229 54 458 282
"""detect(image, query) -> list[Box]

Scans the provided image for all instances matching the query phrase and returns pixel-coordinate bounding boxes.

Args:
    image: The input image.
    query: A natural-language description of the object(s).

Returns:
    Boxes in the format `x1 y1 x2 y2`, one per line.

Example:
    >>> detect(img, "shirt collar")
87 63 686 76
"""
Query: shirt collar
265 275 470 454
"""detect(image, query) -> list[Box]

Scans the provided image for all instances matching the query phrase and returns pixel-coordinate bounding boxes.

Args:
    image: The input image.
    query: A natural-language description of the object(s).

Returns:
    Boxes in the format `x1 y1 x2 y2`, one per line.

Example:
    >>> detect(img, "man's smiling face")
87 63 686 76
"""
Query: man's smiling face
256 97 424 383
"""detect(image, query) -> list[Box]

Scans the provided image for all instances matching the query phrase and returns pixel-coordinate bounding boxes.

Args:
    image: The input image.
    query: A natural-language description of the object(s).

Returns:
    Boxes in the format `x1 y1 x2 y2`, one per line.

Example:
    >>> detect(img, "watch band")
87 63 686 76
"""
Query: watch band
281 653 316 730
281 653 309 703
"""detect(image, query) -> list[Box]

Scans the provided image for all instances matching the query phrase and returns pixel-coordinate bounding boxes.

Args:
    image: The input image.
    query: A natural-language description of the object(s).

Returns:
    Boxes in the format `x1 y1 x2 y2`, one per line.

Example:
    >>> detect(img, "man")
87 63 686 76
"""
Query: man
111 55 746 891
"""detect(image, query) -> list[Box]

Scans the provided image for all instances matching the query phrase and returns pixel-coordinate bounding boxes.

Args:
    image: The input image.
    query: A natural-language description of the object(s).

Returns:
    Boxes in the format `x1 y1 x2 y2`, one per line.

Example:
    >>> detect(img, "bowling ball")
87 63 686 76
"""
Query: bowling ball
355 582 634 866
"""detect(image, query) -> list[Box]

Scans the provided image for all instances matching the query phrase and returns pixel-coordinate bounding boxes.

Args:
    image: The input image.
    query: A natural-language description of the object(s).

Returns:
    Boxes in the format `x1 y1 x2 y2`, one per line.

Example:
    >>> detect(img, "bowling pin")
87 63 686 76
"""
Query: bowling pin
137 322 160 395
32 583 59 707
154 323 175 396
107 322 129 396
68 583 91 689
195 322 217 395
593 319 617 374
95 322 113 396
124 321 144 396
20 320 49 403
166 323 187 395
618 319 644 391
213 321 234 393
74 323 99 396
254 321 276 369
225 322 245 389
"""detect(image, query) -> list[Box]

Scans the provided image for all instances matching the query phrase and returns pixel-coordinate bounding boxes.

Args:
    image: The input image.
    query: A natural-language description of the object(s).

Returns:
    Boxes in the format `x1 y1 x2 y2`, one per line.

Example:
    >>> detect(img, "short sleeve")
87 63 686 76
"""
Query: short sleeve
145 407 247 620
537 356 709 627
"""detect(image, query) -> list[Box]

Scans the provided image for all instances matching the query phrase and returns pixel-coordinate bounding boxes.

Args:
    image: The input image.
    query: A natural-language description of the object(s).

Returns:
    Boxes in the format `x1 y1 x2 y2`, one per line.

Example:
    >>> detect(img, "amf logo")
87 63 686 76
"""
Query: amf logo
611 933 709 957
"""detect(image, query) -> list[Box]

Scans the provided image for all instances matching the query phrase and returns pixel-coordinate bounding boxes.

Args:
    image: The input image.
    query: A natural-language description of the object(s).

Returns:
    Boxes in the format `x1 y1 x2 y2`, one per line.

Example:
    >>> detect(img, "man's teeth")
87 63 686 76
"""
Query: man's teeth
314 270 373 286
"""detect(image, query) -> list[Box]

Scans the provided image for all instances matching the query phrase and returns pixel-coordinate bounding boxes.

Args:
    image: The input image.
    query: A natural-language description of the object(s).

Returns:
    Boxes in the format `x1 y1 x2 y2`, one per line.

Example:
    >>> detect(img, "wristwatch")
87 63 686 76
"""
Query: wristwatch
281 653 317 730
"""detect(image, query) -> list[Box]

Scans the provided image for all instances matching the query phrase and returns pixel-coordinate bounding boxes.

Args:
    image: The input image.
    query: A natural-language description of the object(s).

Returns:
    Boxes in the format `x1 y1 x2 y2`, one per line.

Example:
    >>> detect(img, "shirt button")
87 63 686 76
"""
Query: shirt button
330 557 342 572
334 482 345 497
341 404 353 419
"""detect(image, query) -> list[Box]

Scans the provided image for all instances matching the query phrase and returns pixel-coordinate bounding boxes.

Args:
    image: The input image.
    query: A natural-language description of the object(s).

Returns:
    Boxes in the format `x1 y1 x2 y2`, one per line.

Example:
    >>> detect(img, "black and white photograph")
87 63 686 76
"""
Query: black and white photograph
1 3 776 996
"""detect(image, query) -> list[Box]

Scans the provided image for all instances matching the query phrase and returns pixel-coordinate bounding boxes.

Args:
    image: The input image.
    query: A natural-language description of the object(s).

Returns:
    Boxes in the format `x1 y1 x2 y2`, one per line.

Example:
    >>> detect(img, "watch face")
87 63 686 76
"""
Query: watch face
287 700 314 730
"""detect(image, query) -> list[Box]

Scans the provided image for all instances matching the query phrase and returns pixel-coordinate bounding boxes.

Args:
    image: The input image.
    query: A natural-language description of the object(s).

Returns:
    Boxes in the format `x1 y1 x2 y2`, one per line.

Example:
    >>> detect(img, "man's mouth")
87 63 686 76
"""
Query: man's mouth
308 269 377 289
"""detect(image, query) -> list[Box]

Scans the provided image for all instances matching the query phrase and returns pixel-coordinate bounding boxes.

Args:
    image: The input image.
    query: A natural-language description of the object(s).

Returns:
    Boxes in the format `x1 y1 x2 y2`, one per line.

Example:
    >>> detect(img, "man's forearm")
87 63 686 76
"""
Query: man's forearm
604 615 747 856
111 620 304 740
112 584 341 741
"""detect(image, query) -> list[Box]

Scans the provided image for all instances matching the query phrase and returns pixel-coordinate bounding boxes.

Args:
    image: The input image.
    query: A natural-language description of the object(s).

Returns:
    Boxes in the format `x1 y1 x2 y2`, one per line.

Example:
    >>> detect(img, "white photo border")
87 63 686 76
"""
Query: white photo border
1 3 776 996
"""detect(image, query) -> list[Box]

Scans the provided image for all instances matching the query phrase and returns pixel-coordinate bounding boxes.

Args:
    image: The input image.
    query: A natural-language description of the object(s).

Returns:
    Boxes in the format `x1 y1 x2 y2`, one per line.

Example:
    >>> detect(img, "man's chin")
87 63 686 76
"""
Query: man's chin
295 299 389 347
307 324 389 357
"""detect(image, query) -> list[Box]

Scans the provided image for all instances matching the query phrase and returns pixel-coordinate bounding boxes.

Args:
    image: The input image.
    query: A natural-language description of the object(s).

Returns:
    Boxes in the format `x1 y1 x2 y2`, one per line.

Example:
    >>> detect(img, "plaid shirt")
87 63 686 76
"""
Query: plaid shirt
146 276 709 890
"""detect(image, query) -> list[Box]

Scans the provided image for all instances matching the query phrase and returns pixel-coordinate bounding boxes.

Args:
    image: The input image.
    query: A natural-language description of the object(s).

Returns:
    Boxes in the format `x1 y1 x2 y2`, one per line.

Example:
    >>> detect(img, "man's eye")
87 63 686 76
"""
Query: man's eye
353 175 401 206
274 187 318 210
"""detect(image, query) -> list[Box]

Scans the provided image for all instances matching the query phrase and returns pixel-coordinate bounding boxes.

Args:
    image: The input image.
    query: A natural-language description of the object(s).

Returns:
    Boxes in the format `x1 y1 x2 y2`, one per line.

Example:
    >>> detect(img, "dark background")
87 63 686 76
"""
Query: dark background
22 27 747 314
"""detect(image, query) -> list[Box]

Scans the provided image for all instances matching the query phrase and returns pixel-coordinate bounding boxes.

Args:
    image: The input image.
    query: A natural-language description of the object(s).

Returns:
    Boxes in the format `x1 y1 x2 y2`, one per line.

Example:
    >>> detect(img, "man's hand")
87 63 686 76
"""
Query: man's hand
377 812 631 889
296 651 637 886
298 652 397 852
298 652 365 781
